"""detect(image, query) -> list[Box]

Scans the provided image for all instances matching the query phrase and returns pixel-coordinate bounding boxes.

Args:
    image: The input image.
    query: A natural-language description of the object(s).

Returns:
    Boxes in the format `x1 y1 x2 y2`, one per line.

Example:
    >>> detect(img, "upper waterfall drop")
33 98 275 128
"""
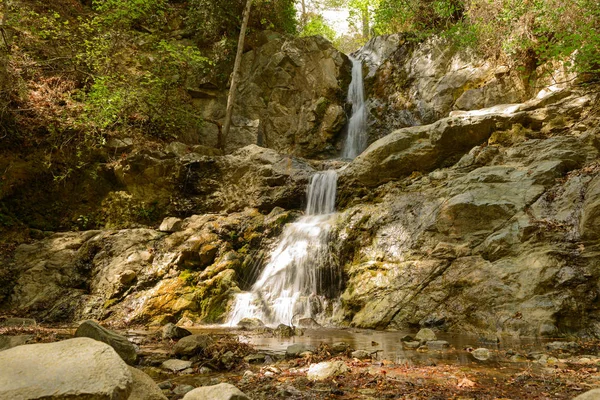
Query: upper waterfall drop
342 56 368 159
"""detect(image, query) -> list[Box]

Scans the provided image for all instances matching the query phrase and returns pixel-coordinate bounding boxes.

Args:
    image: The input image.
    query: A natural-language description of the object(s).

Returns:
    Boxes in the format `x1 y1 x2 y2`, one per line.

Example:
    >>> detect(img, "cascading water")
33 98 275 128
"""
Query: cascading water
227 171 340 326
342 56 368 159
227 58 367 327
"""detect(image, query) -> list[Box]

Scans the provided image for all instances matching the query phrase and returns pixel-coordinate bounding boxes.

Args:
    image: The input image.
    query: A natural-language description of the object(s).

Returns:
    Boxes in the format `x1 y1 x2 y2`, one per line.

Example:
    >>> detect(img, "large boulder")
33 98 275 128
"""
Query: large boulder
0 337 133 399
341 93 591 188
307 361 349 381
3 207 296 326
112 144 315 216
355 34 574 144
75 320 138 365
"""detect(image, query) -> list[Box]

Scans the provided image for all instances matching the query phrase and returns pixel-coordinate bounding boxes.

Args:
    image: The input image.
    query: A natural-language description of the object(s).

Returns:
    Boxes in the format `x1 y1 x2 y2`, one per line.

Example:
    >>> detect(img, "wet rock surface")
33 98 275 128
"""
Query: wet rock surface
4 208 297 325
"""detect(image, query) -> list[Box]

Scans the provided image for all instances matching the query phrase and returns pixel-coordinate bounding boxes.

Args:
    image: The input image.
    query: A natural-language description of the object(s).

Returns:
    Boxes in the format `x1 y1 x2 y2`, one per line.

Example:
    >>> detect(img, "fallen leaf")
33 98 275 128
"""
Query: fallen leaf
457 377 476 388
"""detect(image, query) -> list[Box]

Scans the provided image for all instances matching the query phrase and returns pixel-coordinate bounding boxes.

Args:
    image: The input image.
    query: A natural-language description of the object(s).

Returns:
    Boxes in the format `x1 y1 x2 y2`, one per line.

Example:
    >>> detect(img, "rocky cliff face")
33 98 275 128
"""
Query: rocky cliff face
335 90 600 336
356 34 575 145
192 33 352 157
6 208 299 324
3 34 600 338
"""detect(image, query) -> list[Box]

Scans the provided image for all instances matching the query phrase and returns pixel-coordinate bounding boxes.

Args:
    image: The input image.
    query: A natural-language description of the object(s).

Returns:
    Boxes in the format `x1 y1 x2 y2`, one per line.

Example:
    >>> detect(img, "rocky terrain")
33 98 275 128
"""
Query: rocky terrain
4 318 600 399
3 33 599 341
1 27 600 400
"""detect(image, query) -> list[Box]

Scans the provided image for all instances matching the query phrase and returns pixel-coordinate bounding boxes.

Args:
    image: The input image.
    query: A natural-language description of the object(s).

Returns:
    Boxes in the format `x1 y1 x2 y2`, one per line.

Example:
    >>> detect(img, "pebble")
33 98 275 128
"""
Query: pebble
161 359 192 372
351 350 371 359
471 348 491 361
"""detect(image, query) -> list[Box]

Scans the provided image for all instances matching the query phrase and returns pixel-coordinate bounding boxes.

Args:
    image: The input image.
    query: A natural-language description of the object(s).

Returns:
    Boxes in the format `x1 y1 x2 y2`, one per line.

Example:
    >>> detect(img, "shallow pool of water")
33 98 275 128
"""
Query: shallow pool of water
186 326 551 366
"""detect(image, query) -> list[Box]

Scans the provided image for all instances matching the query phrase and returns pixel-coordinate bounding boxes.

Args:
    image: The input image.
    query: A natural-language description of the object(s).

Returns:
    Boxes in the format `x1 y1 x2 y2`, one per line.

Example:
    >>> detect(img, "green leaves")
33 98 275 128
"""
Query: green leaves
91 0 167 28
369 0 599 76
300 14 337 41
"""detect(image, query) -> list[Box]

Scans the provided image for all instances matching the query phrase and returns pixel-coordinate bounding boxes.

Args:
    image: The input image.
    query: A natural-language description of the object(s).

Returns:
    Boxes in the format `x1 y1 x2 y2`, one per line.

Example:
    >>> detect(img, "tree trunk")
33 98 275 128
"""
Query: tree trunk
361 6 369 40
301 0 307 27
221 0 253 151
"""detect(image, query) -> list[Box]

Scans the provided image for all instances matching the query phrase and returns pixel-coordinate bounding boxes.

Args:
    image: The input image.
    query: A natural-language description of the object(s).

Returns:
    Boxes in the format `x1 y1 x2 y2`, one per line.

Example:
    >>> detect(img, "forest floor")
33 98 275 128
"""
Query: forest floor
2 323 600 399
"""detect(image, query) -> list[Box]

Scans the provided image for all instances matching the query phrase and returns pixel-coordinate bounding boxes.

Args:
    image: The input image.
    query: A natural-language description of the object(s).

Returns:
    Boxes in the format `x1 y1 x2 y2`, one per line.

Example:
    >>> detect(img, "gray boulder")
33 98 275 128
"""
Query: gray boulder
286 343 316 357
0 337 133 399
471 348 491 361
307 361 349 381
161 323 192 340
237 317 265 330
162 359 193 372
128 367 168 400
173 334 214 356
182 383 249 400
75 320 138 365
351 350 371 359
415 328 437 343
159 217 184 233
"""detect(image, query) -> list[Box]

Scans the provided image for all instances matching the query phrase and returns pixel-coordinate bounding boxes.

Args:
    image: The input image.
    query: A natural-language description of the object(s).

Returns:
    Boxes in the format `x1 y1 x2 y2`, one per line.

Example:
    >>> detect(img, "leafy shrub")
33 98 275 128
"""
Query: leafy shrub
187 0 297 45
300 14 337 42
372 0 599 75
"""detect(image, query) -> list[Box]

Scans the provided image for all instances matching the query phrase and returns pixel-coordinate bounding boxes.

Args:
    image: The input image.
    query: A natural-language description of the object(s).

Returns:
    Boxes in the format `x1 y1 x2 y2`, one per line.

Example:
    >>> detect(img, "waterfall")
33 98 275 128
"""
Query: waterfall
342 56 367 159
227 171 340 327
226 56 367 328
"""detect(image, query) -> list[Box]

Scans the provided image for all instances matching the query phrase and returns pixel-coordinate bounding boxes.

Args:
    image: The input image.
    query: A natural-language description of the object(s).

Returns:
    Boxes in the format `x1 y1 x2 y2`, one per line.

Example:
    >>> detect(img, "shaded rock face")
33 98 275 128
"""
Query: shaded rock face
110 144 315 220
355 34 574 144
5 208 298 325
332 89 600 337
192 34 352 157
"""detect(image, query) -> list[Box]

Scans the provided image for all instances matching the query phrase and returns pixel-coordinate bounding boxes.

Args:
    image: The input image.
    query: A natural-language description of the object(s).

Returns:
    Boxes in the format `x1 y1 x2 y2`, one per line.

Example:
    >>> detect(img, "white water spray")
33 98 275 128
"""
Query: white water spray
227 171 339 326
342 56 367 159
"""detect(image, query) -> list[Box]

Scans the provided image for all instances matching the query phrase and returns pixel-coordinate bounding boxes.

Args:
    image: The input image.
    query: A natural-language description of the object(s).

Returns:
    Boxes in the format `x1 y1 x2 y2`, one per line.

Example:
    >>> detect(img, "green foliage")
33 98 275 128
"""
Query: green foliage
373 0 464 35
92 0 167 28
300 14 337 41
188 0 297 44
370 0 599 75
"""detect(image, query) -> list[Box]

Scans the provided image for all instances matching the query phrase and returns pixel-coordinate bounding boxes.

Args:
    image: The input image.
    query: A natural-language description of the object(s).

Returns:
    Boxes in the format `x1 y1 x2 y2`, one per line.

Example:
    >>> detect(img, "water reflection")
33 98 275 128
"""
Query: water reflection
191 327 551 367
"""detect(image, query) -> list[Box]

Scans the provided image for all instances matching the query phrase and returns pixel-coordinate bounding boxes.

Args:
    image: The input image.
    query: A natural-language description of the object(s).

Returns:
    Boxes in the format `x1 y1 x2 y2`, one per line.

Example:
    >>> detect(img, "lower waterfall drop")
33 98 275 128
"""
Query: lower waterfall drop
227 170 340 327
